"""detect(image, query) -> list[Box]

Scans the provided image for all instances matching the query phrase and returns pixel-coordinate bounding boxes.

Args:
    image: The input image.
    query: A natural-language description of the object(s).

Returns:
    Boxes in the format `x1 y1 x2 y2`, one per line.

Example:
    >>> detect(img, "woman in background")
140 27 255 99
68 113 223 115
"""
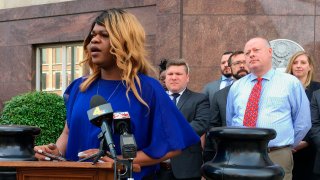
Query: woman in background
286 51 320 180
286 51 320 100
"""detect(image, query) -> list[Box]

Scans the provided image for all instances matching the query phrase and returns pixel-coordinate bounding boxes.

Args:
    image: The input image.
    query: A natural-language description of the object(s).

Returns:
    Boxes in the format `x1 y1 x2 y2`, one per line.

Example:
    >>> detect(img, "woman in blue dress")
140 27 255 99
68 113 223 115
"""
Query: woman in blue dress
34 8 199 179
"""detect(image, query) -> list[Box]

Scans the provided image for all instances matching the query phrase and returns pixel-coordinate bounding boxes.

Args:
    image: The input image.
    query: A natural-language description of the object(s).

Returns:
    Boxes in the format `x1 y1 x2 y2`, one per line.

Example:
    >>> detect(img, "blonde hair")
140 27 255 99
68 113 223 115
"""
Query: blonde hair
80 9 155 107
166 59 190 74
285 51 315 88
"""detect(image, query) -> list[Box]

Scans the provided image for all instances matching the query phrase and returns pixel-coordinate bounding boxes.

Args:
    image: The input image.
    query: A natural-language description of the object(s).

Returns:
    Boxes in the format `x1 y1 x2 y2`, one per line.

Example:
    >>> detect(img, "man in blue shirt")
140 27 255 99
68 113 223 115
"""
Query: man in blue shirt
226 37 311 180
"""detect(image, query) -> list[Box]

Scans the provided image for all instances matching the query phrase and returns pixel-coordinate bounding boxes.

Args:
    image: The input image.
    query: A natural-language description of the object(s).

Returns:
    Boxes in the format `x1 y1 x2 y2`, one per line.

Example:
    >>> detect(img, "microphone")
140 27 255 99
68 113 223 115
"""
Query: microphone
87 95 117 159
113 112 137 159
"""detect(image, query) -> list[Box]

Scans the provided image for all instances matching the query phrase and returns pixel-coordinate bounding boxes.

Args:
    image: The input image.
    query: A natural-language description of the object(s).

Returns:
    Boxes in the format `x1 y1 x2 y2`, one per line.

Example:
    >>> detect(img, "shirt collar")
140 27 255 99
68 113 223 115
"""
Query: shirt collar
168 88 186 96
221 75 232 81
248 68 275 82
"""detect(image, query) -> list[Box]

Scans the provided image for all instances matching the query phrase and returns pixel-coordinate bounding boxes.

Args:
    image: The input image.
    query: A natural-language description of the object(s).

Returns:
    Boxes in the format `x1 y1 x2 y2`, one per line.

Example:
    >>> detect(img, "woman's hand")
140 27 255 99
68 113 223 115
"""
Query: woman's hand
34 143 61 161
77 148 100 160
99 153 141 172
78 149 140 172
78 149 118 162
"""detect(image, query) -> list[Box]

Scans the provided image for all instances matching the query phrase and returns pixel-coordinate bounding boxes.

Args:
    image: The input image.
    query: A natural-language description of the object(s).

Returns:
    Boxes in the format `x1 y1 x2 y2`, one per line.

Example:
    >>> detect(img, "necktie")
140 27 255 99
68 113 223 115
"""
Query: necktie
172 93 180 105
243 78 263 127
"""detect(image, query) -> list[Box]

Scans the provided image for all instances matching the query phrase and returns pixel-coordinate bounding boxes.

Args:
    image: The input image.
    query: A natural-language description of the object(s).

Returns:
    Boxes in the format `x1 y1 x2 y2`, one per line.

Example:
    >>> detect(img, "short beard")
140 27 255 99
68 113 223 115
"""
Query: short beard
223 73 232 78
233 69 249 80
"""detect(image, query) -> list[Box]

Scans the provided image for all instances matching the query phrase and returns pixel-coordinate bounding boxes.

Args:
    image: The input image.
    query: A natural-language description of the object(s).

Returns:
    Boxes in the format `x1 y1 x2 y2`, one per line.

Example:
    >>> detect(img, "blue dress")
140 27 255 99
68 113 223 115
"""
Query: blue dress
63 74 200 179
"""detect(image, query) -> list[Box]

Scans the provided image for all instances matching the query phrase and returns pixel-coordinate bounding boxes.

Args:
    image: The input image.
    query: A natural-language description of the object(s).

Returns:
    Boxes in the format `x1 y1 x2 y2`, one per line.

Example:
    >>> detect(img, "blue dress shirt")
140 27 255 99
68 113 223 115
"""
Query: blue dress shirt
226 68 311 147
220 75 233 90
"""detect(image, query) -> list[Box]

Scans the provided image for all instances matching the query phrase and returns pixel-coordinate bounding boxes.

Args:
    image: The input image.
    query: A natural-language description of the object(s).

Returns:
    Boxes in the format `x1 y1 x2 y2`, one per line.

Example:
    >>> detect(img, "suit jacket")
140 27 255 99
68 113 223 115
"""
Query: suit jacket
306 81 320 101
202 79 221 104
170 89 211 179
310 89 320 174
204 85 231 154
291 81 320 179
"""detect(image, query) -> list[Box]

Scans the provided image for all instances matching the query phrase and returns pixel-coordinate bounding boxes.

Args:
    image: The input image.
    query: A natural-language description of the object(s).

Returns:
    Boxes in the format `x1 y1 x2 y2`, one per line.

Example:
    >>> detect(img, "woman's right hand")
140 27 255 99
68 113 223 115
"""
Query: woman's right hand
34 143 60 161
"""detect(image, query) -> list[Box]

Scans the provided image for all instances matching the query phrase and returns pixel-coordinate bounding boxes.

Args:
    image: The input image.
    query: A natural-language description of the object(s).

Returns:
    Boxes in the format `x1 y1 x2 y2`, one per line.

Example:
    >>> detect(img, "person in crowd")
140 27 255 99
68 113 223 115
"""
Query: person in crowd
201 51 233 162
286 51 320 100
202 51 233 104
310 89 320 179
33 9 200 180
158 58 168 91
203 50 249 162
285 51 320 180
157 59 211 180
226 37 311 180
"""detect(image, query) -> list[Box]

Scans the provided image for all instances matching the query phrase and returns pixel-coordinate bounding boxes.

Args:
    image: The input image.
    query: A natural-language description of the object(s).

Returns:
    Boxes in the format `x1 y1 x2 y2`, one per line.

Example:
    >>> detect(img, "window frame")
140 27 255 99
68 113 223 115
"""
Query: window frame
36 43 83 95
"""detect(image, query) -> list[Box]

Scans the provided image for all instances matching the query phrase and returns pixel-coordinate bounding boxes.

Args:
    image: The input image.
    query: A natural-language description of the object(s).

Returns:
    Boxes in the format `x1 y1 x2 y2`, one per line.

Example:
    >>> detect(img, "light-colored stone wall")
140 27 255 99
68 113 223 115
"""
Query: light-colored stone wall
0 0 75 9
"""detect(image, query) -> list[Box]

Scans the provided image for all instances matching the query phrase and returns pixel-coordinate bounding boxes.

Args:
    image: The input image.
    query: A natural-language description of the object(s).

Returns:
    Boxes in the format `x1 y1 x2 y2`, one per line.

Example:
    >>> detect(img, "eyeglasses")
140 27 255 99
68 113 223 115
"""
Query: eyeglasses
231 61 246 66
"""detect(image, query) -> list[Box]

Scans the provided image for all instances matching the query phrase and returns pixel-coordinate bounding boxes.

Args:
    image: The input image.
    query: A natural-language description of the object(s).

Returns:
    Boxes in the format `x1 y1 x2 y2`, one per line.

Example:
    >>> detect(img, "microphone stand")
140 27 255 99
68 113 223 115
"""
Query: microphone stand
78 137 136 179
77 132 110 163
81 110 136 179
113 113 137 180
117 158 134 180
78 132 118 180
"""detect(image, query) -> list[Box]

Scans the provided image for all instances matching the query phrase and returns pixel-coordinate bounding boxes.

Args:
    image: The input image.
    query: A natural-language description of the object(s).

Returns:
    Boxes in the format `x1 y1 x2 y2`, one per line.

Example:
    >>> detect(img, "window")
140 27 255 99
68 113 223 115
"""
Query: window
36 43 84 95
41 48 48 64
55 72 61 90
41 73 47 90
54 48 61 64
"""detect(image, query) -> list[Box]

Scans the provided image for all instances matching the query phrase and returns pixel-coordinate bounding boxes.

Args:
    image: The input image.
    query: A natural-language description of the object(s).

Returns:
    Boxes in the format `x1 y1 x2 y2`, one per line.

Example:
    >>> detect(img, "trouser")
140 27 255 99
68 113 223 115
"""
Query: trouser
268 146 293 180
156 162 201 180
292 145 317 180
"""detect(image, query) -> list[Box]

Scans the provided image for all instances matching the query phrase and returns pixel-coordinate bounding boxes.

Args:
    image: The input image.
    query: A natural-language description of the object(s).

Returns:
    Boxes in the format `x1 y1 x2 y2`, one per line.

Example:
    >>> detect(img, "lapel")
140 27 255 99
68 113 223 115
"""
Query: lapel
214 78 222 92
177 89 190 110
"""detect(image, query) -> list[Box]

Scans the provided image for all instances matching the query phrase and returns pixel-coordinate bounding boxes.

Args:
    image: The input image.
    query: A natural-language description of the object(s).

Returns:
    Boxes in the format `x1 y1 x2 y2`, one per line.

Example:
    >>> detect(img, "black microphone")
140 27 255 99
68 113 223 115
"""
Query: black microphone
113 112 137 159
87 95 117 159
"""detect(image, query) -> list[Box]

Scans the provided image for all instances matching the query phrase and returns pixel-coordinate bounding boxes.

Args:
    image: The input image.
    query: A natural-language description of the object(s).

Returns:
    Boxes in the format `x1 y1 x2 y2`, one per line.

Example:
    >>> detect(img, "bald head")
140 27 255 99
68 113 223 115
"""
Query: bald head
243 37 273 77
245 37 271 48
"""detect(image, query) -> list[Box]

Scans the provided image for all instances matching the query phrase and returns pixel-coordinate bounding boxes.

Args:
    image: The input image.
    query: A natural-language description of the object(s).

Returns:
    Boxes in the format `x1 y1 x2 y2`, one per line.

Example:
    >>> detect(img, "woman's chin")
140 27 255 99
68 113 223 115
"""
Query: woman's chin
92 59 103 65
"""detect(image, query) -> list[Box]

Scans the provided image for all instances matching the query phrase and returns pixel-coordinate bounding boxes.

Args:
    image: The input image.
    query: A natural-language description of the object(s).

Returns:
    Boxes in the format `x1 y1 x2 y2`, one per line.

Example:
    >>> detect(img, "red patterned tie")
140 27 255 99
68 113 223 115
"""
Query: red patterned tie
243 78 263 127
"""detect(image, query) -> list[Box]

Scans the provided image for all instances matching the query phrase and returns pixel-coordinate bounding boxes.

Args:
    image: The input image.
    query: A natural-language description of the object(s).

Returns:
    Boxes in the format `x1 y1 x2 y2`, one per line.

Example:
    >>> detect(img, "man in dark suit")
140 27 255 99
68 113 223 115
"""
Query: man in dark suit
310 89 320 178
203 51 250 162
157 59 211 180
201 51 233 162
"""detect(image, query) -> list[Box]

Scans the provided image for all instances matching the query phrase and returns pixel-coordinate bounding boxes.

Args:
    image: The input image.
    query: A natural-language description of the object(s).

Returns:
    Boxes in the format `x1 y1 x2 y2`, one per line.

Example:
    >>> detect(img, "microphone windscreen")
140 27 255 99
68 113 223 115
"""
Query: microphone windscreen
90 95 107 108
